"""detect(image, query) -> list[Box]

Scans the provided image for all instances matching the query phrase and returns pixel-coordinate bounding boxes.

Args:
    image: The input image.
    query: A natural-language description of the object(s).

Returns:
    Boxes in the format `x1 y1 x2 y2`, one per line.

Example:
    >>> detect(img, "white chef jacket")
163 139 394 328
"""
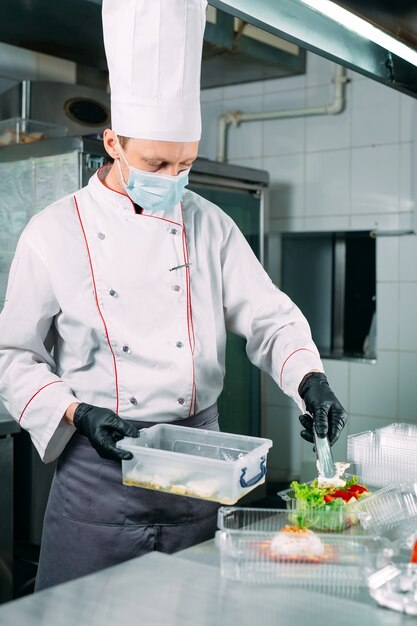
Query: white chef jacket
0 166 324 462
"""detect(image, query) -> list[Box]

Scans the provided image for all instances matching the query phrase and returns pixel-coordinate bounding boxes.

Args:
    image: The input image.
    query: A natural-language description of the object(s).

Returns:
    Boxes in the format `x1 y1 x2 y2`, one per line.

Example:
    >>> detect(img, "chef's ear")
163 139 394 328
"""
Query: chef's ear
103 129 121 161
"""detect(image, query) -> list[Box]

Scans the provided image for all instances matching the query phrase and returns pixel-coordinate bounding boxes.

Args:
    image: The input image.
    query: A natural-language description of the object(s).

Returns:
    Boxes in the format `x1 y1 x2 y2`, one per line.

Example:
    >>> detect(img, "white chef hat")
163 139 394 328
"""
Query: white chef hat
102 0 207 142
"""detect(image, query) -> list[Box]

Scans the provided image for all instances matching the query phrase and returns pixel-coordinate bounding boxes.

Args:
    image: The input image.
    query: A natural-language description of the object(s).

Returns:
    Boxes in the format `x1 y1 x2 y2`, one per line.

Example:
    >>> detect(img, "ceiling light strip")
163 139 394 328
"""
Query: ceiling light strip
300 0 417 66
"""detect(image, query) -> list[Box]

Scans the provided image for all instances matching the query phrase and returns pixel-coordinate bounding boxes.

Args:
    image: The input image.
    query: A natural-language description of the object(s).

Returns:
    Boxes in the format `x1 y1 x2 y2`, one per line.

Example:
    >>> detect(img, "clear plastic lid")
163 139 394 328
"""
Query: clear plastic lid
347 423 417 487
353 481 417 544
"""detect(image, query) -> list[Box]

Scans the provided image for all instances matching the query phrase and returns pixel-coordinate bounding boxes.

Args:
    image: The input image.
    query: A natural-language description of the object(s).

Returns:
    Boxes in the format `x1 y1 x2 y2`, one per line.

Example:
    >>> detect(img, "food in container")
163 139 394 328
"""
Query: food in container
269 525 325 557
0 117 67 147
278 473 370 532
116 424 272 504
216 507 372 588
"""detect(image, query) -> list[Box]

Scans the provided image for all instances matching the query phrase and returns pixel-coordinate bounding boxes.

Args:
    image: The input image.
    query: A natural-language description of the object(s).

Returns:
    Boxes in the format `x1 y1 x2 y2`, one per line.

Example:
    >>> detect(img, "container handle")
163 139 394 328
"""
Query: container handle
239 457 266 488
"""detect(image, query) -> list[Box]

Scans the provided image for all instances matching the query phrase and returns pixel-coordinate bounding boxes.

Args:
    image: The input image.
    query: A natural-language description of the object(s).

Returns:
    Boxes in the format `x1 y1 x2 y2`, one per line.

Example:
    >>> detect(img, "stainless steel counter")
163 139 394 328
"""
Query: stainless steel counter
0 539 414 625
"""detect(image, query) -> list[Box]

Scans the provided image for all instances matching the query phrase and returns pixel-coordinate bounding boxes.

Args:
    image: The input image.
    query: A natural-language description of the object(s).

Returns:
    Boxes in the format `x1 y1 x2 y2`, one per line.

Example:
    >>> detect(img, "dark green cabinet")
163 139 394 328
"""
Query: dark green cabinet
188 186 262 437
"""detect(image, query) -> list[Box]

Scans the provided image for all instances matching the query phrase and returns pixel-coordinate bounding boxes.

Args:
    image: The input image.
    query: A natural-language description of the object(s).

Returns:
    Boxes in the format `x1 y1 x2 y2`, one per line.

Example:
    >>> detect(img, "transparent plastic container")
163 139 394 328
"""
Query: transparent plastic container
352 481 417 544
277 475 370 532
216 507 373 589
116 425 272 504
348 424 417 486
0 117 67 147
368 563 417 615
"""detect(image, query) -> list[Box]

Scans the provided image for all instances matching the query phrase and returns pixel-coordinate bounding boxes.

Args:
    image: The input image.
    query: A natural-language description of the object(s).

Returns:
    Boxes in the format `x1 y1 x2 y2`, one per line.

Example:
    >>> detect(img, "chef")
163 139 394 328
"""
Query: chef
0 0 347 591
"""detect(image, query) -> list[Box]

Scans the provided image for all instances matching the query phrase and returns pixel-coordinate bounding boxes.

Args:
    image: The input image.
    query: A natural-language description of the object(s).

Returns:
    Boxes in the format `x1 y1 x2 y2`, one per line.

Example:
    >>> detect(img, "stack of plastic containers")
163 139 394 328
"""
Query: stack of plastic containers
347 423 417 487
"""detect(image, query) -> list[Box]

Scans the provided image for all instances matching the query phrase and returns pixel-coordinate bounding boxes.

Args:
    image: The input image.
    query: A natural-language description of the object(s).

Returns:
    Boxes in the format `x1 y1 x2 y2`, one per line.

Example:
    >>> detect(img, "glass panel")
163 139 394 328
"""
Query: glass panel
0 152 79 309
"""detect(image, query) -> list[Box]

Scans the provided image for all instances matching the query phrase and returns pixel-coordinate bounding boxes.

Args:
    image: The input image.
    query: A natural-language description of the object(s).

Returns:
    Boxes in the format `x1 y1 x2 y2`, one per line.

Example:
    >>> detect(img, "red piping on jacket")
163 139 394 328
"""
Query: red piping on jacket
73 195 120 414
279 348 317 390
97 165 136 214
19 380 63 423
138 213 182 227
181 206 197 416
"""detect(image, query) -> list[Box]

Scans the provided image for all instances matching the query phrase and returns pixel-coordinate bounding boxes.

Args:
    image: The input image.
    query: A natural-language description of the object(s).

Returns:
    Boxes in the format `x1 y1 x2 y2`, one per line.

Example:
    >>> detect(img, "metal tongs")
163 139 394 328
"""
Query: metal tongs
314 425 336 478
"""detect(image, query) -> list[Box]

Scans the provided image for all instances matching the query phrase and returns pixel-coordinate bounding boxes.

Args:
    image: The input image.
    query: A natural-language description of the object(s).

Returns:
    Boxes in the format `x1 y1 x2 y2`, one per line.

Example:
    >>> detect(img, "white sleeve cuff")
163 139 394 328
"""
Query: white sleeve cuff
279 348 324 411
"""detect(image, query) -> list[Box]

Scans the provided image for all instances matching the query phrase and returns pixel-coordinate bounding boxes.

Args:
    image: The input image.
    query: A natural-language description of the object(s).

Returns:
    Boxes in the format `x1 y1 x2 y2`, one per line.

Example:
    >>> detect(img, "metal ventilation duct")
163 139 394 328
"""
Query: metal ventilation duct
210 0 417 98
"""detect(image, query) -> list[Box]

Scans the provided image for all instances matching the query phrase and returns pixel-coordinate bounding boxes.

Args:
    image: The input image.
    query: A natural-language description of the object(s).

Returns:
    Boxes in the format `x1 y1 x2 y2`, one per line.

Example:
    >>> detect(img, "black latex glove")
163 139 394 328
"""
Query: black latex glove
298 372 347 446
73 403 140 461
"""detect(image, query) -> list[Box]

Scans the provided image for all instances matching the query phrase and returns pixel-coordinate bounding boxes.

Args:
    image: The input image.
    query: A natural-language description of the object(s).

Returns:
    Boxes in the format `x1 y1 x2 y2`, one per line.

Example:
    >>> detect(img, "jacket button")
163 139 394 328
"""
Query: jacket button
178 398 185 405
169 228 178 235
130 397 138 406
97 232 105 240
172 285 181 292
109 289 117 297
122 345 131 354
176 341 184 348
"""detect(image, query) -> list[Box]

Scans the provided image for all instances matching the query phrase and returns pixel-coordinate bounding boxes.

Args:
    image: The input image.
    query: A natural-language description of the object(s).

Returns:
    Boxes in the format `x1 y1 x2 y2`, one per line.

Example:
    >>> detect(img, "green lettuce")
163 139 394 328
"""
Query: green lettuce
287 475 362 532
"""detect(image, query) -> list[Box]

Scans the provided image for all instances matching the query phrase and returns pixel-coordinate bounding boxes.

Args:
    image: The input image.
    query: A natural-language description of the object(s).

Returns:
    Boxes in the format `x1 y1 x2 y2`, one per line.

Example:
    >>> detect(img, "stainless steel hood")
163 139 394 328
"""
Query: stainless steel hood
0 0 306 89
210 0 417 98
1 0 417 96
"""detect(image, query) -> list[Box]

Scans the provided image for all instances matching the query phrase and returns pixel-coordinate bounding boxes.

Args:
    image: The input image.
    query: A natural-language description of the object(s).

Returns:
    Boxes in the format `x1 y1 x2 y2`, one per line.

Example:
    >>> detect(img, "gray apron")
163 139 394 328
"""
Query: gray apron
35 404 220 591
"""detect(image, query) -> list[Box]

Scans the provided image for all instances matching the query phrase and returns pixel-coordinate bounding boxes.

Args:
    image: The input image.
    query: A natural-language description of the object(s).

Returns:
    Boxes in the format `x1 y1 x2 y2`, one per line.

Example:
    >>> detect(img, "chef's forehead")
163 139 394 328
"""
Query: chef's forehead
119 135 198 162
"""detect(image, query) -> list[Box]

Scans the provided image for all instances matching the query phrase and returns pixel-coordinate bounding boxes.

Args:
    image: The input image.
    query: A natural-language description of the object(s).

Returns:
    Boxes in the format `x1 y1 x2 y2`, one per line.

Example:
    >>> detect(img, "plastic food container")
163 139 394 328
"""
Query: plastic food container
117 425 272 504
352 481 417 544
216 507 372 589
0 117 67 147
368 563 417 615
277 475 368 532
347 423 417 487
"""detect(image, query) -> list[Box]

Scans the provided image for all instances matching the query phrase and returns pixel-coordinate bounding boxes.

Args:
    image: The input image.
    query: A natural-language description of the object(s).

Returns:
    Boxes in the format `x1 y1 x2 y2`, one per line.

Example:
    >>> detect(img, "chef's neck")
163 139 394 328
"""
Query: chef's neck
103 162 127 196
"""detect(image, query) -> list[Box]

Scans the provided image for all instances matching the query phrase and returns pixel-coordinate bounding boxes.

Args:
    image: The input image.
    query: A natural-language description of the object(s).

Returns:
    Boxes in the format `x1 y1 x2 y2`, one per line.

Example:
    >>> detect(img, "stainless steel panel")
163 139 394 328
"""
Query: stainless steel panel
0 82 110 137
0 136 105 162
0 416 20 438
281 233 333 356
0 436 13 603
192 158 269 187
332 234 346 355
0 137 270 189
13 432 56 548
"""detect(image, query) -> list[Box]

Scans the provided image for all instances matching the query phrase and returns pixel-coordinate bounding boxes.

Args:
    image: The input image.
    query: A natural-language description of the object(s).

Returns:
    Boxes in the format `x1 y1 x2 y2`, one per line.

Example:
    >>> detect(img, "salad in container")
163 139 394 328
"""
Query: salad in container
278 465 371 532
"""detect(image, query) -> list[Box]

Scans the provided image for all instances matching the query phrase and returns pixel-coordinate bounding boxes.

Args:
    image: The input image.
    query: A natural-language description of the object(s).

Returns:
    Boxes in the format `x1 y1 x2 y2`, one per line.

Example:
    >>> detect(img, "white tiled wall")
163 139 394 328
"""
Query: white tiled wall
200 52 417 481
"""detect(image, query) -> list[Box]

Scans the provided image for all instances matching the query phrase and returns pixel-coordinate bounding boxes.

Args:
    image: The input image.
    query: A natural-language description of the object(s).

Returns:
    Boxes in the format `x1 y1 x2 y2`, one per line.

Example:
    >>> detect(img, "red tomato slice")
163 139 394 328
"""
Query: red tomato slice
347 484 367 494
333 490 352 501
411 539 417 564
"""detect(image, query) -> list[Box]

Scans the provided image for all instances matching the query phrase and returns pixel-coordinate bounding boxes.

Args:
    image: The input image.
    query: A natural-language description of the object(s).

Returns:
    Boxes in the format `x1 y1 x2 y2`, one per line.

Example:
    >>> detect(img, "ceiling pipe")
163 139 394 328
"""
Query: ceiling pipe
216 64 348 163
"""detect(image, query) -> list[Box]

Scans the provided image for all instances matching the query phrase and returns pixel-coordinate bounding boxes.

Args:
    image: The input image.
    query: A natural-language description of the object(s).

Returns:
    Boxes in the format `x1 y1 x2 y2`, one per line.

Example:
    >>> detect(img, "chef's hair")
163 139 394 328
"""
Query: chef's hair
117 135 129 148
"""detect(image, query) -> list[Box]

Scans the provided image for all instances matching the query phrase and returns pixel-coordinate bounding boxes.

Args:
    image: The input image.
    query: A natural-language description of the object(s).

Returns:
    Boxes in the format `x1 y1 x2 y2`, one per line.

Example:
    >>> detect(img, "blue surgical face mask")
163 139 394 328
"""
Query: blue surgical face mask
116 143 190 212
